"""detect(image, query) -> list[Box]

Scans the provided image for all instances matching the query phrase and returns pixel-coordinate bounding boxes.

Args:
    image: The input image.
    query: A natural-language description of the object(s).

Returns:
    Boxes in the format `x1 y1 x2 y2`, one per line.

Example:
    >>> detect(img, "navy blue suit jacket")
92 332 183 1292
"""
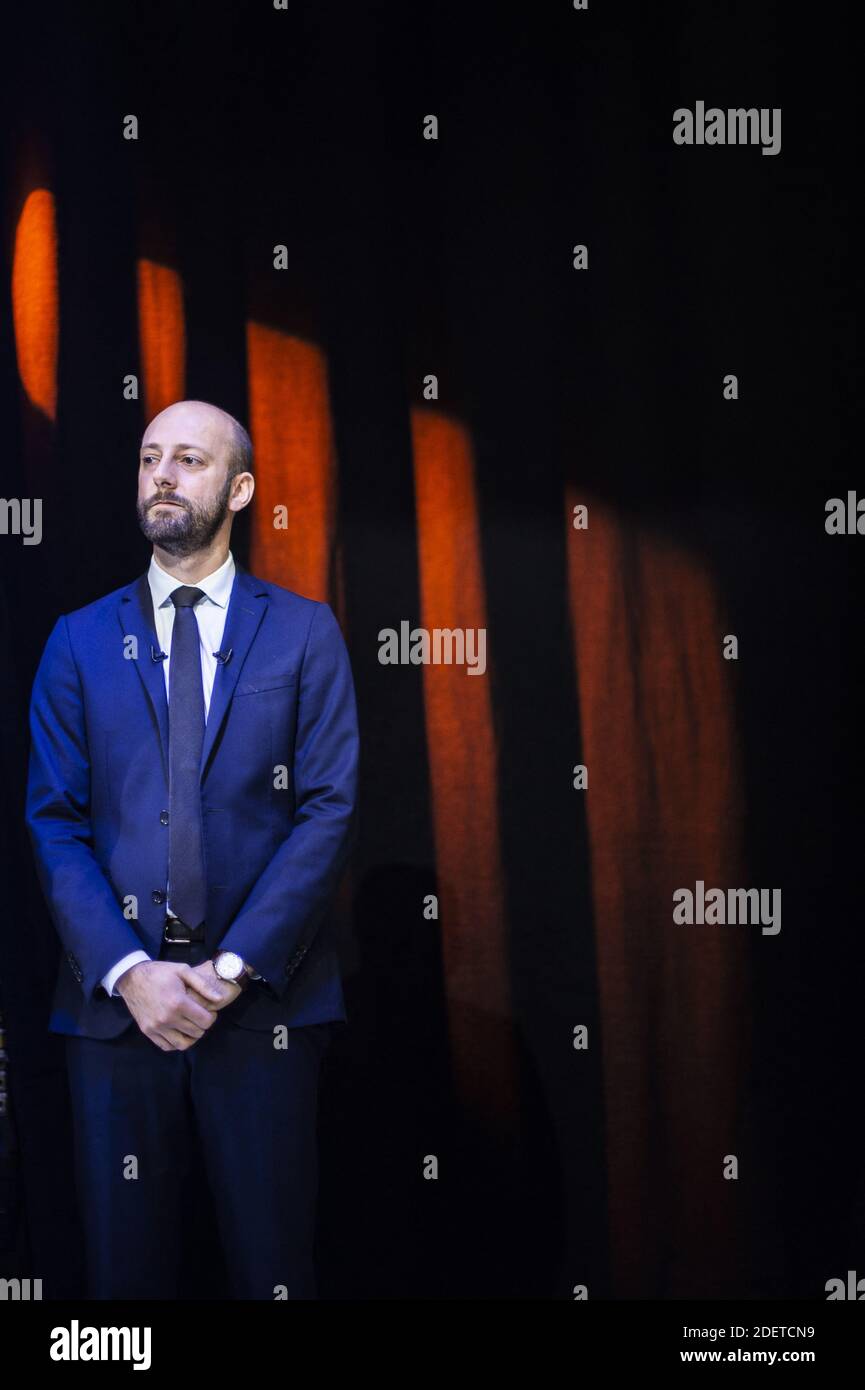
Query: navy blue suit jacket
25 561 359 1039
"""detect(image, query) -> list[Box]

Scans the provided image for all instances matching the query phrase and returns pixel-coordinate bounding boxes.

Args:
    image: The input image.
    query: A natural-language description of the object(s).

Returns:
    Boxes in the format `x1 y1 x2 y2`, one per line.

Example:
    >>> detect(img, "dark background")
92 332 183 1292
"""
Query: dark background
0 0 861 1299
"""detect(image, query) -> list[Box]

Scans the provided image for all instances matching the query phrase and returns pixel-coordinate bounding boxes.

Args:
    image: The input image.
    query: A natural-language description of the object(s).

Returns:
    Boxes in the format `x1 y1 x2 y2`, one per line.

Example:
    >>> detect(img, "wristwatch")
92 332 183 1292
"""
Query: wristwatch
212 950 254 990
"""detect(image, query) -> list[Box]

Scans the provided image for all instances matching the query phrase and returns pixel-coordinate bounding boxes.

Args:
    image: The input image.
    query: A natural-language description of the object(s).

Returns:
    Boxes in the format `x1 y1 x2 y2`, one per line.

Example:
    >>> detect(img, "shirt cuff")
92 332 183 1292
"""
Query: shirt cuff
102 950 152 998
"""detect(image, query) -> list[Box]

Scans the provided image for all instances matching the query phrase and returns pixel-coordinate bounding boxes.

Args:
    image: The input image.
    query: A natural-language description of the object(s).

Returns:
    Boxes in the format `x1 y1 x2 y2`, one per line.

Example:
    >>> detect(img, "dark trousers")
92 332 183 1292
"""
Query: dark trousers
64 942 333 1300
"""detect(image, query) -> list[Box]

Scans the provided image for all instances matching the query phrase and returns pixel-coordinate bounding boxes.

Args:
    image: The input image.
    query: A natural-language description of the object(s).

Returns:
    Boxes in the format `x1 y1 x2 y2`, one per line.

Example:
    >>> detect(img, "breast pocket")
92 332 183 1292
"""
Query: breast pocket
234 670 298 696
229 673 299 824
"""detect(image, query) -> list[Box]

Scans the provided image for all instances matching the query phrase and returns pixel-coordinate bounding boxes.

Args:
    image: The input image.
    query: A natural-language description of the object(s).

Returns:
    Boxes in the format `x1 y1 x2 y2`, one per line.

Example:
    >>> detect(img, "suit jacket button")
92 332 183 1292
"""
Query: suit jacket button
159 810 169 825
152 889 166 905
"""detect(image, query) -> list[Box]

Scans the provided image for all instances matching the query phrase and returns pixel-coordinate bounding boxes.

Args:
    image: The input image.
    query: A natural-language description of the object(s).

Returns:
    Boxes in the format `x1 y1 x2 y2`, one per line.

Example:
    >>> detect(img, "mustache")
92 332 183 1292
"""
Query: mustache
146 496 189 510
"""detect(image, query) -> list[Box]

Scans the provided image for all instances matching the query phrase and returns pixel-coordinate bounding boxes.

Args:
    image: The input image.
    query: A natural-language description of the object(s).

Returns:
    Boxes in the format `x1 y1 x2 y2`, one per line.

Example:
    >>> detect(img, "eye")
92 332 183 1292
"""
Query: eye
181 455 203 465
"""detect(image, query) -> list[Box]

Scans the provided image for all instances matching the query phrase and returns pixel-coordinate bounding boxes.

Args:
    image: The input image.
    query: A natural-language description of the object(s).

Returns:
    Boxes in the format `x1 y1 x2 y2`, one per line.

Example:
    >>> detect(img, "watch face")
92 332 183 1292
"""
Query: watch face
216 951 243 981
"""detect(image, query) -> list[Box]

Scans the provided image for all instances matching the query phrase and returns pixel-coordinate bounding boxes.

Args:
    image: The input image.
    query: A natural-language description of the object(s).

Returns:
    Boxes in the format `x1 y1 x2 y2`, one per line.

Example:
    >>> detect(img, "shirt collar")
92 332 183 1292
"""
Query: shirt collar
148 549 236 611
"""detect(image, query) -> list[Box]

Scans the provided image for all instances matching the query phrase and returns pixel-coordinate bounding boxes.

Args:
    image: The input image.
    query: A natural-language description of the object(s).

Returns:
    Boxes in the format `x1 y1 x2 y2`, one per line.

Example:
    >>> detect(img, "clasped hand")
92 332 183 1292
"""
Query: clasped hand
116 959 241 1052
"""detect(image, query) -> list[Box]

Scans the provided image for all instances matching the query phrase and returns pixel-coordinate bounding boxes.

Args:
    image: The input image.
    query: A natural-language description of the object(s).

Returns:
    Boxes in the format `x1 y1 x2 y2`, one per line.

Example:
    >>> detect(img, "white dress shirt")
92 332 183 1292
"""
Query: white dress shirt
101 550 235 998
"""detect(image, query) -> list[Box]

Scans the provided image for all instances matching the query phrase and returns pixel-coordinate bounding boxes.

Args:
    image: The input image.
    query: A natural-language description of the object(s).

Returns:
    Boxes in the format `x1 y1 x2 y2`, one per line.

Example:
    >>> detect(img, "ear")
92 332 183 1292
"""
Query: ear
229 473 255 512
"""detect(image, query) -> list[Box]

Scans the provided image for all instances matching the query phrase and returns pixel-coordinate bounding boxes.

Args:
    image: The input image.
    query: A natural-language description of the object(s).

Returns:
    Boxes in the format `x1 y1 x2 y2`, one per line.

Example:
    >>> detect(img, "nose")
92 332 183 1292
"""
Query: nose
149 478 182 511
151 453 180 490
151 469 180 501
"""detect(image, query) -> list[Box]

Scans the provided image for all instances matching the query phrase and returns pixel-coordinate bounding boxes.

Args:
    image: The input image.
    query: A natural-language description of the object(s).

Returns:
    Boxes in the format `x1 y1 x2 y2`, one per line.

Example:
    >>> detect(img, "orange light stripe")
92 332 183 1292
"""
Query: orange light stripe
136 259 186 422
246 323 336 602
12 188 59 422
565 489 749 1296
412 408 517 1126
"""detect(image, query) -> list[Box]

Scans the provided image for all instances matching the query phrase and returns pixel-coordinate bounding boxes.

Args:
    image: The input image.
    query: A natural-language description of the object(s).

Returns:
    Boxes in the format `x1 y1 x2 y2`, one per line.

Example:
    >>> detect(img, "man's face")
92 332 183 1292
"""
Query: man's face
136 404 236 558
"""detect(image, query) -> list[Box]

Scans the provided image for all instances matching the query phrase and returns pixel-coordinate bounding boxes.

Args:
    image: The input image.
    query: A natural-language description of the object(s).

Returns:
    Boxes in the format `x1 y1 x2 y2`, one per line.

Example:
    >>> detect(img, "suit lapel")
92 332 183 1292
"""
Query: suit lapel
118 573 171 782
117 560 270 785
199 562 269 778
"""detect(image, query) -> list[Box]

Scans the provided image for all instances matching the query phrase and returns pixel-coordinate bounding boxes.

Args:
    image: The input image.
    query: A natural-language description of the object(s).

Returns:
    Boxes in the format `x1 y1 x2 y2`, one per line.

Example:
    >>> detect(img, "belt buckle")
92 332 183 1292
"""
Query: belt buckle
163 917 196 944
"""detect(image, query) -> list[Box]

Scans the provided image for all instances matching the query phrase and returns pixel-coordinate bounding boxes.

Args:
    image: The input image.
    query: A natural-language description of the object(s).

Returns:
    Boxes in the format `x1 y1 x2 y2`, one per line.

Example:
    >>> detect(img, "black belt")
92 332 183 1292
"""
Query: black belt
162 916 205 944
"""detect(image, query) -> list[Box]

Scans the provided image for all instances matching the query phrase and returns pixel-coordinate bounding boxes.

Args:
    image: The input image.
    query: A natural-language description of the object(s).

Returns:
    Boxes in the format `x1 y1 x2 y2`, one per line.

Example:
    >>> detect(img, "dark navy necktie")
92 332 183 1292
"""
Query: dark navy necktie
167 585 207 928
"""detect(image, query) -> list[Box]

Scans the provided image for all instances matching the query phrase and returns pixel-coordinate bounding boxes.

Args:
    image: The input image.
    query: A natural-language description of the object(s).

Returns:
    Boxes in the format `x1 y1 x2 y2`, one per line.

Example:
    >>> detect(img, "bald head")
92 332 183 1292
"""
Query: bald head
142 400 253 481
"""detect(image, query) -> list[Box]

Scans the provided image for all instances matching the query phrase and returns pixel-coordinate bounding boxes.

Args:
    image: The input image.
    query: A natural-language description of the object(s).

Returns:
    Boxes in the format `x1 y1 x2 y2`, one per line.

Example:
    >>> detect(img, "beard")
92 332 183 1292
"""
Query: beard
137 476 233 557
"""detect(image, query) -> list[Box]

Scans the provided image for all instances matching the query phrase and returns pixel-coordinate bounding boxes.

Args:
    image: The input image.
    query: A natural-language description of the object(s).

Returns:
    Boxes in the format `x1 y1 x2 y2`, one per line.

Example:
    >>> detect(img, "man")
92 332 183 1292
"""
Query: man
25 399 359 1299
